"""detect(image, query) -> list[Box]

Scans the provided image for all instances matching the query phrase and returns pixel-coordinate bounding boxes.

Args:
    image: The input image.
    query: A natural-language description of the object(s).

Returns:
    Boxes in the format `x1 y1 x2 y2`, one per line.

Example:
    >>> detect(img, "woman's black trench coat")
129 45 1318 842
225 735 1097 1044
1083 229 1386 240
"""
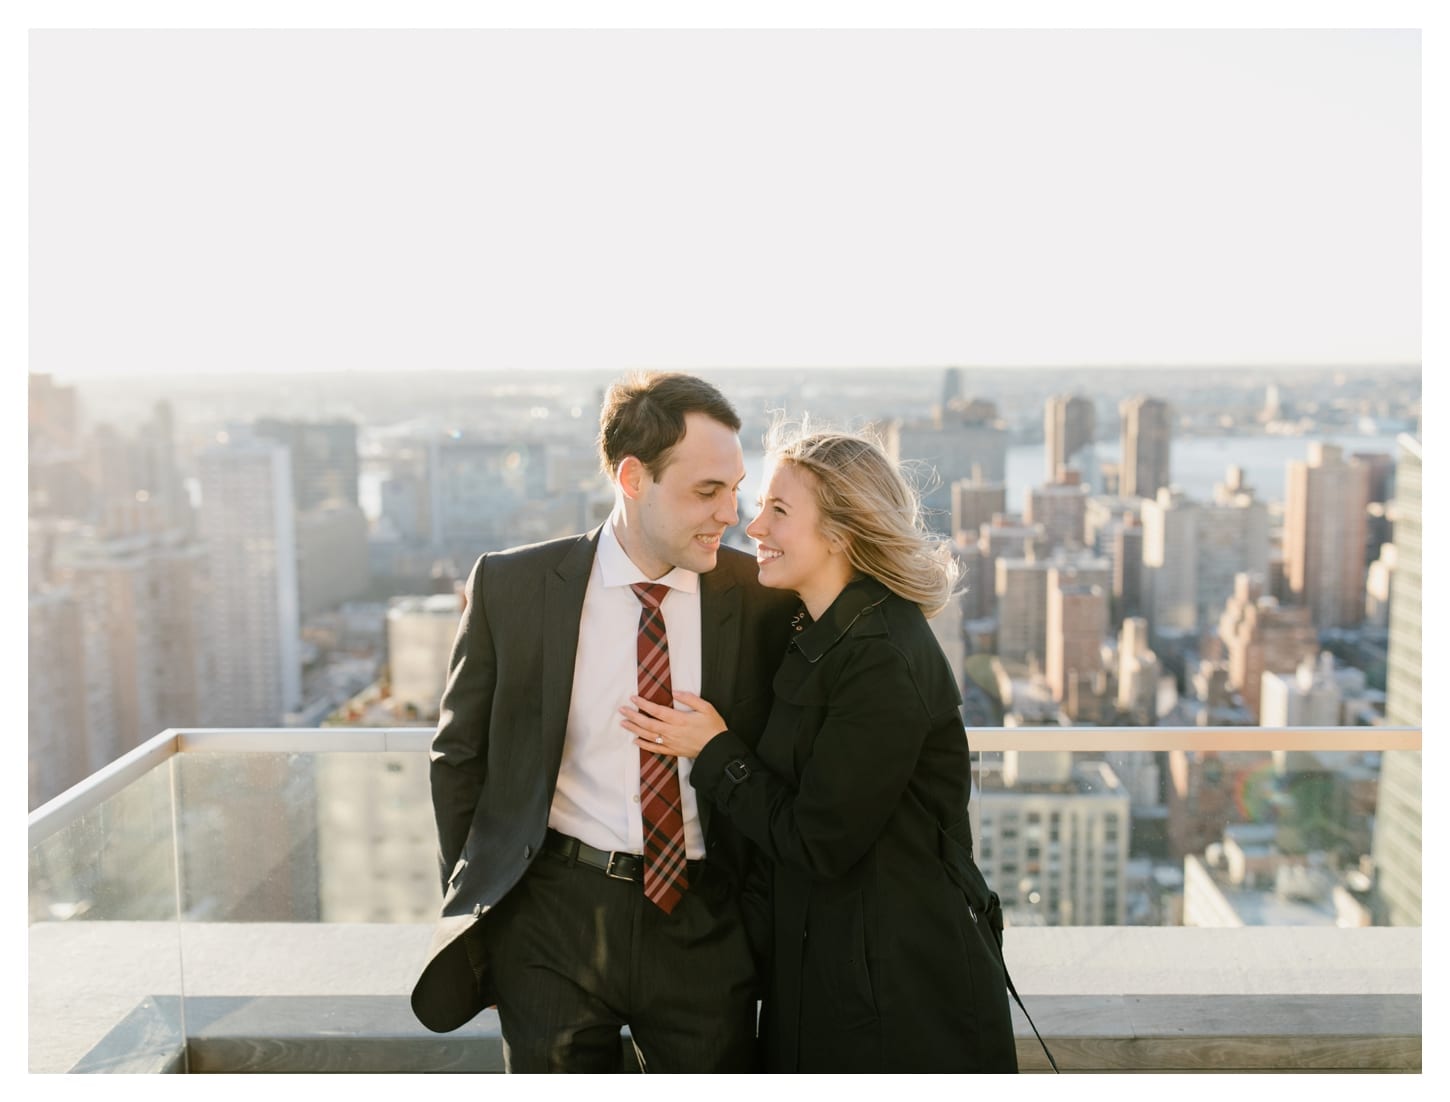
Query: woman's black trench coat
692 576 1019 1073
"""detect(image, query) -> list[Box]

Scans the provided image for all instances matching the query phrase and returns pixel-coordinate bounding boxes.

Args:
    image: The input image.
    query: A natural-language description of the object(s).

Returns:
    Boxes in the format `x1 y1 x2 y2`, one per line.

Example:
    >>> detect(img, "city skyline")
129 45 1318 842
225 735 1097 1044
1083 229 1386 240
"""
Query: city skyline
29 363 1419 804
29 28 1420 379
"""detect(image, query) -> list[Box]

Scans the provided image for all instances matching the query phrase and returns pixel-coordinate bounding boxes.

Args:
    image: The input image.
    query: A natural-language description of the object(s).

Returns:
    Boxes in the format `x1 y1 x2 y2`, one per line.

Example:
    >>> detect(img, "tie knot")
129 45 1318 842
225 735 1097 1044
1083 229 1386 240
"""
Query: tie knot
630 582 671 610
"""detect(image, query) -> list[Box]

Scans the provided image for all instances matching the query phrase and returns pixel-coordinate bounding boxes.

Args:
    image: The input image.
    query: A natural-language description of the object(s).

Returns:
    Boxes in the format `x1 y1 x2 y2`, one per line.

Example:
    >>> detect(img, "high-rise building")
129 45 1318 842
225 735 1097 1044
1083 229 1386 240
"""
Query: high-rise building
28 373 92 519
1138 474 1267 636
1119 396 1172 500
1046 569 1108 704
928 588 966 693
1142 466 1270 638
975 756 1130 926
884 401 1009 534
1116 617 1160 725
88 402 194 535
1197 468 1270 625
28 372 80 454
1085 495 1140 555
1084 496 1143 628
995 558 1050 666
375 443 432 544
386 593 464 720
1216 573 1319 721
980 515 1041 565
1025 471 1090 551
255 417 361 510
1284 443 1372 629
428 437 557 554
1372 435 1420 927
28 588 90 809
940 367 963 408
1365 502 1393 577
1364 544 1397 629
51 530 212 772
138 401 193 532
950 477 1006 542
952 537 993 622
1262 383 1283 422
1352 451 1395 505
1045 394 1096 482
977 514 1044 622
315 752 435 923
1259 653 1341 728
1110 515 1145 626
297 502 372 617
995 551 1109 667
198 438 302 726
1141 488 1197 634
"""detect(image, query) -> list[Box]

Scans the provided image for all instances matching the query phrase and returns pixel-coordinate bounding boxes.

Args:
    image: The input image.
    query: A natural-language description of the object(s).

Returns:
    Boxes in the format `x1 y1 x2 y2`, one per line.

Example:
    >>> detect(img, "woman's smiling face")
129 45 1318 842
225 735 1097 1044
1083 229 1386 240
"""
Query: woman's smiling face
745 461 853 614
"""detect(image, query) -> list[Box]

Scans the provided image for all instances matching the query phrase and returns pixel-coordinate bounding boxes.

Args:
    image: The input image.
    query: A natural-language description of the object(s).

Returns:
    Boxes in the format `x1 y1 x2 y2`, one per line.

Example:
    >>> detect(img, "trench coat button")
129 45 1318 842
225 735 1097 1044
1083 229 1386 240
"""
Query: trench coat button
473 904 484 916
524 844 533 860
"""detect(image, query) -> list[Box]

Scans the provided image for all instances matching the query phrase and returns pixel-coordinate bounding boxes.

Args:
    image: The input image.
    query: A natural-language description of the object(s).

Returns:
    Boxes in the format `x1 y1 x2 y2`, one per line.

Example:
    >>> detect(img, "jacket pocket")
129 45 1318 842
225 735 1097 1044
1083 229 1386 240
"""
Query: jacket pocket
810 889 877 1030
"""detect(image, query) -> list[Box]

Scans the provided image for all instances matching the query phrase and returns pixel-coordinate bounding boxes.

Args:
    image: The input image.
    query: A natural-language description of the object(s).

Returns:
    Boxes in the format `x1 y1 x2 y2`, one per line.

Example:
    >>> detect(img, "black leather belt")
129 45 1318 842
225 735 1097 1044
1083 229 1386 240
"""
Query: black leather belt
541 828 703 884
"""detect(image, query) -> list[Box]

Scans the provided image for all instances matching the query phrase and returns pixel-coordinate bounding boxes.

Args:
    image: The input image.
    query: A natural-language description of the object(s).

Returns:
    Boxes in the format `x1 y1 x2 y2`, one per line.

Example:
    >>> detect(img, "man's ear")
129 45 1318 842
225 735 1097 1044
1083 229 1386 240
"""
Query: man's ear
617 456 649 501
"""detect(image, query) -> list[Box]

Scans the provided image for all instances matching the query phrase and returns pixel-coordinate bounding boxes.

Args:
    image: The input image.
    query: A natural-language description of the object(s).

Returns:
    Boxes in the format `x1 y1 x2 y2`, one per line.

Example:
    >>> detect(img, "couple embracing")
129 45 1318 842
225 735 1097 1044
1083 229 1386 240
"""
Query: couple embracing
410 372 1018 1074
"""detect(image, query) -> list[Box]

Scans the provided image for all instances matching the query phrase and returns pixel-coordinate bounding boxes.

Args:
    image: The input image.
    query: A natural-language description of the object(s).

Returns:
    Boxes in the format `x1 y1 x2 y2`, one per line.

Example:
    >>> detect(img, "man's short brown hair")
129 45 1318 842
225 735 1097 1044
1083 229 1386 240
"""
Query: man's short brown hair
597 372 741 479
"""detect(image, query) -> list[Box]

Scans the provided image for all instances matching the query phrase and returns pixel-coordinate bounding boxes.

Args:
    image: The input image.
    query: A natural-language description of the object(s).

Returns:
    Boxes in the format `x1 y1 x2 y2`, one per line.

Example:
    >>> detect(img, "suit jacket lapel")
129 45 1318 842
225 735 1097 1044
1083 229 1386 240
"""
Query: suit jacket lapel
541 528 600 788
698 562 742 838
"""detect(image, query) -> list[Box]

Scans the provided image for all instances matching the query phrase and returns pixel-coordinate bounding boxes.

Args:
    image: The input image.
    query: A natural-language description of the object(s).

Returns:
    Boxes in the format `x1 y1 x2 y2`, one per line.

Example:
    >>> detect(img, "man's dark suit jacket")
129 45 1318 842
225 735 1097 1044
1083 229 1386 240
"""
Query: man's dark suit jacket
410 526 796 1034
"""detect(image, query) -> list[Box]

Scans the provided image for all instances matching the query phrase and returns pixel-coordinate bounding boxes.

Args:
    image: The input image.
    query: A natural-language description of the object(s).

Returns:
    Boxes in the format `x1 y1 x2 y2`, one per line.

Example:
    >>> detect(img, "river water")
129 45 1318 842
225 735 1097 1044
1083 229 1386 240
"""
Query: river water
1003 432 1402 510
361 431 1404 522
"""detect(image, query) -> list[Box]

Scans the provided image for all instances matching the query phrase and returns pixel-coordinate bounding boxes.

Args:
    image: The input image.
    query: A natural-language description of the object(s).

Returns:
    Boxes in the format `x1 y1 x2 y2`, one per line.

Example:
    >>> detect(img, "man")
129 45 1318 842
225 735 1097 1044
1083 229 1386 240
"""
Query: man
411 372 795 1072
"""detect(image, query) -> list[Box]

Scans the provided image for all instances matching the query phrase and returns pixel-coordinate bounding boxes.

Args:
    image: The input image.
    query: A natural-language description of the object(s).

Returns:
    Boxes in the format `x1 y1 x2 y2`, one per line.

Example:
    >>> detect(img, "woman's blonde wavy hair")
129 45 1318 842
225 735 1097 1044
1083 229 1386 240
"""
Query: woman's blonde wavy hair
763 419 958 618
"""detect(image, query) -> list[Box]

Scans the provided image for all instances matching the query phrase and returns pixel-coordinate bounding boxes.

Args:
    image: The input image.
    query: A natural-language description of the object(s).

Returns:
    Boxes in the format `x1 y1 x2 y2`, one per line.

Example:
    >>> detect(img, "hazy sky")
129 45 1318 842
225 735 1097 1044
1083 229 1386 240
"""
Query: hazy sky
29 28 1421 378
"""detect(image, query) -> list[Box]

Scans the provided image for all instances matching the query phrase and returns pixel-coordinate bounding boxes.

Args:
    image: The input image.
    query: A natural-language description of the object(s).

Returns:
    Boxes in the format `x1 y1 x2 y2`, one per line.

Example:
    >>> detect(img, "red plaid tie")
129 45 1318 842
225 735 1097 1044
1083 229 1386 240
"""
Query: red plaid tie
630 582 688 914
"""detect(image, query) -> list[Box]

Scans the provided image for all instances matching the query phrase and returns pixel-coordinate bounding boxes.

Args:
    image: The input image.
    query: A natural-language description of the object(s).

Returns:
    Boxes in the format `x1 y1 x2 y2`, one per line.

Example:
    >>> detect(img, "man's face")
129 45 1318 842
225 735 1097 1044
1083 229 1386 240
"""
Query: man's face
621 412 745 578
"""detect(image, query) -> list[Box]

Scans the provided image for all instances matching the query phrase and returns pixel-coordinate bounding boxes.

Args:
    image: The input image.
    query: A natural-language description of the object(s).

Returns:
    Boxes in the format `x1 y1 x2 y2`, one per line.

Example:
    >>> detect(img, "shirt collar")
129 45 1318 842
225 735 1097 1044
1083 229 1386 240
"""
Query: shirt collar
597 516 700 595
793 575 891 663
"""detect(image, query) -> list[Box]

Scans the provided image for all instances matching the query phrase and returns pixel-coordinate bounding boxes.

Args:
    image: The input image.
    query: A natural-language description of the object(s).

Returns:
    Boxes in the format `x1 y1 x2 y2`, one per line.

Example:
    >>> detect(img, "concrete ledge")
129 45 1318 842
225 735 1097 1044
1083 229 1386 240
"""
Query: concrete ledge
32 922 1422 1073
74 992 1420 1073
1011 994 1420 1072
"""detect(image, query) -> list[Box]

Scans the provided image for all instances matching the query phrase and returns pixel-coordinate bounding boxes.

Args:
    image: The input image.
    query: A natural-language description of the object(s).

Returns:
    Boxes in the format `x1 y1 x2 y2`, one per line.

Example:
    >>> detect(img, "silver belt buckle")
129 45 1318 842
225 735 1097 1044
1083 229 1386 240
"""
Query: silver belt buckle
604 851 635 880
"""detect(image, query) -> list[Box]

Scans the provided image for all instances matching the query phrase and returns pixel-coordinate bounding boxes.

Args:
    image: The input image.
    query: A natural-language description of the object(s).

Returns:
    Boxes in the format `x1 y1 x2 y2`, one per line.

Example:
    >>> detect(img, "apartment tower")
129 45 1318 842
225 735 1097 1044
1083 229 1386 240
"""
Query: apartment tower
1119 396 1172 499
1284 443 1372 629
198 438 302 726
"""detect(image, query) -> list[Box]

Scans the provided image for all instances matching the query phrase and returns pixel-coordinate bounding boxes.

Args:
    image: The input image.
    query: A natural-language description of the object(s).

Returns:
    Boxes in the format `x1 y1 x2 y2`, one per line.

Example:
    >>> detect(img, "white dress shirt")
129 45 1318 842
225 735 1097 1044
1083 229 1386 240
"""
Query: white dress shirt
548 519 707 859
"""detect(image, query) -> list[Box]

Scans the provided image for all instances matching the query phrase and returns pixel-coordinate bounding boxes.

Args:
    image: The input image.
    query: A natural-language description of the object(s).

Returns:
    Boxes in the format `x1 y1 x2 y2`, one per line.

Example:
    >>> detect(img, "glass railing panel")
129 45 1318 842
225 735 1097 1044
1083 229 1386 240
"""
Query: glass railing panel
969 746 1418 931
28 758 185 1073
172 750 436 922
170 750 437 1070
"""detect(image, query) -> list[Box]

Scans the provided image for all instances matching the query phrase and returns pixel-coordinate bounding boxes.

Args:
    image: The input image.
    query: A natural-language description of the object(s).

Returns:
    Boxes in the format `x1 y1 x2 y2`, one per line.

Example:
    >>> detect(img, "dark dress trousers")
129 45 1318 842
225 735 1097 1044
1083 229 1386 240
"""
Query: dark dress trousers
410 527 795 1036
691 575 1019 1073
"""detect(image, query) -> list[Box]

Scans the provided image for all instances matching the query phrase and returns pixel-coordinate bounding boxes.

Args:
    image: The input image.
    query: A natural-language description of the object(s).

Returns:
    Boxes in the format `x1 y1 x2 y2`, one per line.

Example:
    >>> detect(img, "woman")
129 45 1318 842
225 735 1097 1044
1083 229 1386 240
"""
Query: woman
620 428 1019 1073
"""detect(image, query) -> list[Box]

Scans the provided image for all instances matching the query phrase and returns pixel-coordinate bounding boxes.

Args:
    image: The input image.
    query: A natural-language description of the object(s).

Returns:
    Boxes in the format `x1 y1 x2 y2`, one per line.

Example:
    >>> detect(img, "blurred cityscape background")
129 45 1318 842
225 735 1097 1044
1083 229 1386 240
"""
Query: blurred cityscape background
27 361 1422 933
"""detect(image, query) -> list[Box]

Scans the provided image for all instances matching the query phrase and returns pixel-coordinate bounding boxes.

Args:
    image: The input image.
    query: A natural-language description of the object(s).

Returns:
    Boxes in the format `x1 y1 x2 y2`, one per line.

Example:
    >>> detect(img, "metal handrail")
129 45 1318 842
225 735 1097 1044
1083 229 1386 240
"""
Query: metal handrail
28 724 1423 848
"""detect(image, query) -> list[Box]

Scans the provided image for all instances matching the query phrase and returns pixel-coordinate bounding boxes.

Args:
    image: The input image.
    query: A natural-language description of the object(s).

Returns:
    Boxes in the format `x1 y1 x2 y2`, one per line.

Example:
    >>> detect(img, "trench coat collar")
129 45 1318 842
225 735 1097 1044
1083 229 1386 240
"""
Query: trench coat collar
792 574 891 663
